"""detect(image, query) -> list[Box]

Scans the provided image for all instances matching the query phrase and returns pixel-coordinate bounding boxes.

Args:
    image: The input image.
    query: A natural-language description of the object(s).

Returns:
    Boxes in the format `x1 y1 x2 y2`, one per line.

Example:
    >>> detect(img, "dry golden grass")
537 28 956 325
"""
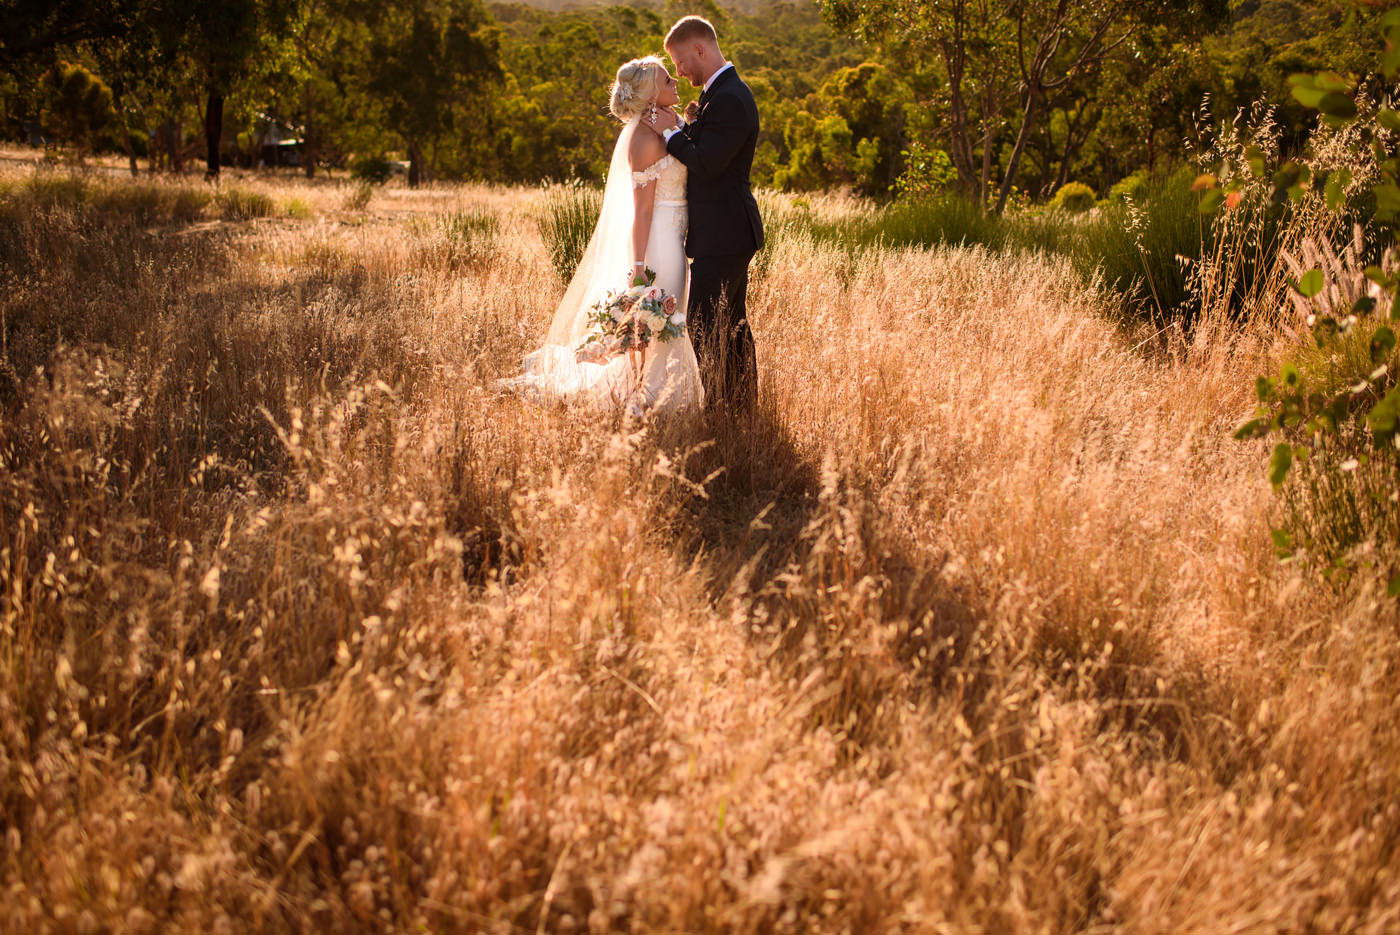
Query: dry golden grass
2 161 1399 934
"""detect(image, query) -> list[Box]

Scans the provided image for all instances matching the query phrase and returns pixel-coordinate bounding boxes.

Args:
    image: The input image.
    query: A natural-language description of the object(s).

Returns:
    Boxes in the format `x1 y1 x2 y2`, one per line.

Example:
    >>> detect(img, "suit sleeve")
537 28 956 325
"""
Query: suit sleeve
665 91 750 182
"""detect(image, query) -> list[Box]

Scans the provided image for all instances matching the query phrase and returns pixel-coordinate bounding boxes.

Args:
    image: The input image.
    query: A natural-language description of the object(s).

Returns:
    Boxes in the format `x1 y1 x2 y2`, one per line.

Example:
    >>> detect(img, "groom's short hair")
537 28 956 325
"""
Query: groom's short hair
665 15 717 47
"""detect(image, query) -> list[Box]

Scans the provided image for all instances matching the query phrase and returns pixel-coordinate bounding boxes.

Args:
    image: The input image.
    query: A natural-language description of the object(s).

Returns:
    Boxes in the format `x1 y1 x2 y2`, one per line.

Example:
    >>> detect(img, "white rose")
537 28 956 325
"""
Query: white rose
647 312 667 334
668 312 684 327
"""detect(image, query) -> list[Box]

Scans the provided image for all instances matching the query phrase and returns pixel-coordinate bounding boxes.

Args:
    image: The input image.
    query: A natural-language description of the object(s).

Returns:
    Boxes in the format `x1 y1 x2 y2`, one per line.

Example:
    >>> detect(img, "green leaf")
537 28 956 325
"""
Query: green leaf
1367 386 1400 437
1383 44 1400 80
1381 109 1400 132
1273 162 1304 189
1256 376 1277 401
1325 176 1344 210
1270 528 1294 559
1269 443 1293 488
1318 91 1357 119
1315 72 1351 93
1234 418 1268 440
1374 184 1400 215
1295 269 1325 298
1372 326 1397 363
1388 571 1400 598
1245 144 1266 177
1281 362 1301 390
1198 188 1224 214
1289 75 1327 109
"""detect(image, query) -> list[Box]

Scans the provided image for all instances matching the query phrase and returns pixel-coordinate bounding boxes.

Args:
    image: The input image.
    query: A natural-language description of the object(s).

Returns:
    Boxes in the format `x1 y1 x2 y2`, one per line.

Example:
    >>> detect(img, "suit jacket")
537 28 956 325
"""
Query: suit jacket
665 66 764 258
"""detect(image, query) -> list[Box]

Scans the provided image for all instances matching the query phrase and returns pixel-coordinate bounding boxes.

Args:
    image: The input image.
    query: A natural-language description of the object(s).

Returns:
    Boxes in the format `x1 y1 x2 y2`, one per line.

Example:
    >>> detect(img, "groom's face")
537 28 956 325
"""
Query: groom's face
666 41 707 88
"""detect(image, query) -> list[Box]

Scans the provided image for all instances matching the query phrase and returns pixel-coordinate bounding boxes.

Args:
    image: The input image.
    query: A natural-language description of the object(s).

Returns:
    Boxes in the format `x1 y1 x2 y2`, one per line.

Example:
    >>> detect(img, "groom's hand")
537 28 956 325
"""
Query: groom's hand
683 101 700 123
648 106 679 134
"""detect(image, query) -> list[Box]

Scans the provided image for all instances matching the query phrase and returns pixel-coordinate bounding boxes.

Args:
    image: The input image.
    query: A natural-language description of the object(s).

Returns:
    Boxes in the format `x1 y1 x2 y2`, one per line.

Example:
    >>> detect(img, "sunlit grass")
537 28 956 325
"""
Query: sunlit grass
2 162 1398 933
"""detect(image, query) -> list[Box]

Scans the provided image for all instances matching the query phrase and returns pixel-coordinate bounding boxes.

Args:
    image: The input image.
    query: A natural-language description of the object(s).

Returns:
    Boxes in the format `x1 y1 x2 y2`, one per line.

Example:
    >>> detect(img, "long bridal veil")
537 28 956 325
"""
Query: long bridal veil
501 117 643 401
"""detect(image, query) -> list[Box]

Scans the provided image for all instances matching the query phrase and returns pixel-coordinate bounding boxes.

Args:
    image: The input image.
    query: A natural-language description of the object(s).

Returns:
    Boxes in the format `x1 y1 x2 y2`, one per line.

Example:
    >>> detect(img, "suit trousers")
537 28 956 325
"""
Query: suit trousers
688 252 757 413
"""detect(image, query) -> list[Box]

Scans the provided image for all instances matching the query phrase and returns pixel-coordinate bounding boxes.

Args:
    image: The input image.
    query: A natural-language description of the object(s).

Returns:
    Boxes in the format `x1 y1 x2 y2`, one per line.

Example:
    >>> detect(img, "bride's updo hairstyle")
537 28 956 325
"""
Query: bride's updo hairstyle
610 56 664 121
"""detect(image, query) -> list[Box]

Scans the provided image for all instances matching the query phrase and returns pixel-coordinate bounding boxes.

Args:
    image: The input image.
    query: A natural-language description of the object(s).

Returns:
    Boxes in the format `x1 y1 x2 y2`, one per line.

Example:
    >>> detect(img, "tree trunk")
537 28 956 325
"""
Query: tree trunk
943 76 979 195
204 88 223 179
302 81 317 178
408 140 423 188
1053 104 1090 192
120 128 139 176
995 91 1040 214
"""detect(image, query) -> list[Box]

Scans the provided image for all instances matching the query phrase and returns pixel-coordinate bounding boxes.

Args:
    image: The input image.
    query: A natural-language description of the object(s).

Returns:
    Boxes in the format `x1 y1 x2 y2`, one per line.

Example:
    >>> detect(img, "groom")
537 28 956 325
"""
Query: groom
646 15 764 414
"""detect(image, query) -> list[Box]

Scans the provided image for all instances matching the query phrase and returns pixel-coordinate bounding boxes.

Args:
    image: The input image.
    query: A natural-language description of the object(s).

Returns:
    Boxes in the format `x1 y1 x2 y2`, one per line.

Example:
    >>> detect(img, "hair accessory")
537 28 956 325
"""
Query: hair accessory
617 84 634 102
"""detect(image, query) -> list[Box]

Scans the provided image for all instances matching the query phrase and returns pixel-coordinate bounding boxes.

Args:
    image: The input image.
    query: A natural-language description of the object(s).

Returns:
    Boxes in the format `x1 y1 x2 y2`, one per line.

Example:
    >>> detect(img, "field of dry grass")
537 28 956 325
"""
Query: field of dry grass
2 156 1398 934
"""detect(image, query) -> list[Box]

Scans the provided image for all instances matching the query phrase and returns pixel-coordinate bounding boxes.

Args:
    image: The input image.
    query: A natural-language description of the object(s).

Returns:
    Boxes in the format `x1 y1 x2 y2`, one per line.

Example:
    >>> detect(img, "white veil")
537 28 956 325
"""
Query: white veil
512 117 642 395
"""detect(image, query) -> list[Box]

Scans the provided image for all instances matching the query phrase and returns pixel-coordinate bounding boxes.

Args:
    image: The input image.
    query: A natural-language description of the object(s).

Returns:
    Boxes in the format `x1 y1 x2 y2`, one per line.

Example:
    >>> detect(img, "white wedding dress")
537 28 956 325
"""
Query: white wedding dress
498 116 703 414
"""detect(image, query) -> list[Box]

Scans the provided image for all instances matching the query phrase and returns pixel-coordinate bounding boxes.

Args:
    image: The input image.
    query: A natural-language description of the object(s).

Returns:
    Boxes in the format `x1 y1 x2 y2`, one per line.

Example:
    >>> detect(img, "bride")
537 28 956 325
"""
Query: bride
499 56 703 415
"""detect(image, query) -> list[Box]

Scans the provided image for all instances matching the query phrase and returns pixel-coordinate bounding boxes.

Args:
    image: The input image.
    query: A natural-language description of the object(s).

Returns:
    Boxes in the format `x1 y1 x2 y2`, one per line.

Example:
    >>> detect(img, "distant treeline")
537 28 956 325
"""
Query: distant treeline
0 0 1389 204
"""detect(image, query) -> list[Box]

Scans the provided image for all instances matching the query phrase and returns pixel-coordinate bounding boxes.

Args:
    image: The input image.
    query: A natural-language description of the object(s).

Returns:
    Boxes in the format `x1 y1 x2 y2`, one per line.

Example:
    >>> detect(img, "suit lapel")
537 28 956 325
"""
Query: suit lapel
698 66 735 112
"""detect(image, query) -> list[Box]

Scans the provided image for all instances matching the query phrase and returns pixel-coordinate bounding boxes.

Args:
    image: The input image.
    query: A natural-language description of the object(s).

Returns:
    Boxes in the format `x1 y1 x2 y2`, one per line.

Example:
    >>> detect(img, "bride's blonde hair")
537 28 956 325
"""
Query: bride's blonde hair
610 56 664 121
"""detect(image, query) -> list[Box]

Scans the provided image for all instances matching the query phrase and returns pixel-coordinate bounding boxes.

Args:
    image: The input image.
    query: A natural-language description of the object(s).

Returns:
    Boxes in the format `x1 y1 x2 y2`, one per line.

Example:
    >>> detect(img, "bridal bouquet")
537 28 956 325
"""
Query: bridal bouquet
575 271 686 365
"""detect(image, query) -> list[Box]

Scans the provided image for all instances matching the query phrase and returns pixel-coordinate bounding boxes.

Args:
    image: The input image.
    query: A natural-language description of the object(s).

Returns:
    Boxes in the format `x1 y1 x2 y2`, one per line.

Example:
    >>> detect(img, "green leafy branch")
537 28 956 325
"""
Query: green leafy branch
1203 9 1400 594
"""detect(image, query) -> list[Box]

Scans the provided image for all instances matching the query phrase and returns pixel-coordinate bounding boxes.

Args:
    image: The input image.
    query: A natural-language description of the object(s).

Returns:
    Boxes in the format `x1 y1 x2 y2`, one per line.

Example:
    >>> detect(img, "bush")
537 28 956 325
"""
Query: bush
218 187 275 221
343 181 373 213
351 155 394 185
536 181 601 283
1109 171 1149 204
285 197 312 220
870 196 1004 250
411 209 499 269
1067 167 1205 324
1048 181 1097 214
94 184 211 225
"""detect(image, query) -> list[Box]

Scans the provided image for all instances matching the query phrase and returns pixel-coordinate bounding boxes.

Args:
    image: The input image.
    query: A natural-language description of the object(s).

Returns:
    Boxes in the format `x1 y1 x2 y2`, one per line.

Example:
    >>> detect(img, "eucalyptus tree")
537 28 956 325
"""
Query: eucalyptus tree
361 0 502 187
820 0 1227 211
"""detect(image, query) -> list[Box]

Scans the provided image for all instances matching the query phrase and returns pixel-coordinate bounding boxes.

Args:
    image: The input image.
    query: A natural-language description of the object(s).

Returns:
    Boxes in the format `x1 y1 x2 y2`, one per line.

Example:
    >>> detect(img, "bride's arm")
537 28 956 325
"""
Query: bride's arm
629 131 665 284
630 178 656 284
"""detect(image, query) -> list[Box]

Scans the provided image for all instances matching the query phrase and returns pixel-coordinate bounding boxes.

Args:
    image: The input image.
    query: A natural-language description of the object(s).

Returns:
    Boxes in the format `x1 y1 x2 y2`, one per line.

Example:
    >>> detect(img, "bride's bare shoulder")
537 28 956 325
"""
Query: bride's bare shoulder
628 128 667 170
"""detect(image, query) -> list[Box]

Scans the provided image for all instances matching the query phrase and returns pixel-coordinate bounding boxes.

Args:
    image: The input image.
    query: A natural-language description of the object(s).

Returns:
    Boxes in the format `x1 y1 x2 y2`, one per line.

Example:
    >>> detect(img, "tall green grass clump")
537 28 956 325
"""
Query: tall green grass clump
411 208 500 269
1066 167 1207 324
218 186 275 220
868 196 1004 250
537 181 601 282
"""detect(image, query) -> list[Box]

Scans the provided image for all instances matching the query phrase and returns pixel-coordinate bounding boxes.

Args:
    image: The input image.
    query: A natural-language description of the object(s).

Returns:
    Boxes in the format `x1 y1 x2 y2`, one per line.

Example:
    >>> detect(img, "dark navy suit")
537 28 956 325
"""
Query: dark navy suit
665 66 763 412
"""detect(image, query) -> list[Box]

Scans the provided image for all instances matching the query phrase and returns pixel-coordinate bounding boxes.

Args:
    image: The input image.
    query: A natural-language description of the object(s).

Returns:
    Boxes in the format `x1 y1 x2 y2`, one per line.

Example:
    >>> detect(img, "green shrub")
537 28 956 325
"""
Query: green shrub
218 187 274 221
869 196 1004 250
1066 167 1205 323
1109 171 1150 204
343 181 373 213
413 208 500 268
93 184 210 225
23 174 89 210
1048 181 1096 214
285 197 312 220
536 181 601 283
351 155 394 185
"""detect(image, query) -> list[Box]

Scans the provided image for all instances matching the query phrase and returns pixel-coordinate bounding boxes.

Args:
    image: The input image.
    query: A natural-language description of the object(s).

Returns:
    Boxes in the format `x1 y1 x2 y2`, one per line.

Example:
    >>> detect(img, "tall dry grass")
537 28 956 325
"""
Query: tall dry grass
2 161 1399 934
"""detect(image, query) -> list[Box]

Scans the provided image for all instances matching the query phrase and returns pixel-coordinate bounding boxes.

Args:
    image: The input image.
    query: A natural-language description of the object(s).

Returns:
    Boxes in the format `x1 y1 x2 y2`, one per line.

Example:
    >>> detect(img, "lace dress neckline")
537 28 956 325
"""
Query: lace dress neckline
630 154 674 187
